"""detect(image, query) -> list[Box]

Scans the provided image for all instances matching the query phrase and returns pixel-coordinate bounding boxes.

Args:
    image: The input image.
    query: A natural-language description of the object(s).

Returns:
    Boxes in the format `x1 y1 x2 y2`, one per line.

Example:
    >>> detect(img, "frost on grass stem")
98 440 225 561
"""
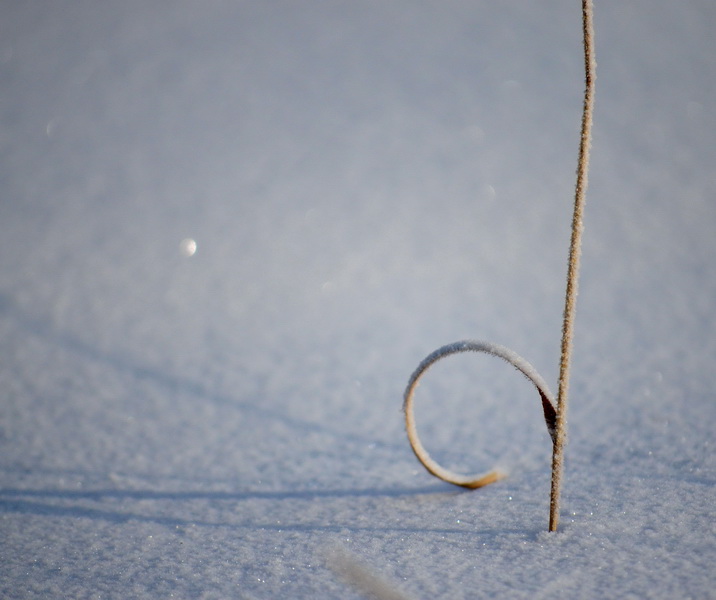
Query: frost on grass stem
400 0 595 532
549 0 596 533
403 340 556 489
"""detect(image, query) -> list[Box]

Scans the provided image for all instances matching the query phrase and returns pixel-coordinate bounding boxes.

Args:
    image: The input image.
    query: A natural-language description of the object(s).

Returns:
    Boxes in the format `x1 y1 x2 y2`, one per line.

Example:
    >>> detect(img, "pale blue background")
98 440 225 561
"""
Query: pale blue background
1 2 714 598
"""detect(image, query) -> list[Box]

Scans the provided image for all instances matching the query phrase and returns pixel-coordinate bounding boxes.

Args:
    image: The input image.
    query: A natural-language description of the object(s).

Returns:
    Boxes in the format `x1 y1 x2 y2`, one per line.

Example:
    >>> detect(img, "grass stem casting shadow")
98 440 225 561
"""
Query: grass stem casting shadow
402 0 595 532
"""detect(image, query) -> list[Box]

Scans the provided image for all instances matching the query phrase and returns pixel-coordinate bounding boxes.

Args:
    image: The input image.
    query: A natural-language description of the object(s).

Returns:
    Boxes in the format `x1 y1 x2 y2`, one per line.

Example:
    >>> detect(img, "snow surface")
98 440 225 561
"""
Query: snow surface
1 1 715 598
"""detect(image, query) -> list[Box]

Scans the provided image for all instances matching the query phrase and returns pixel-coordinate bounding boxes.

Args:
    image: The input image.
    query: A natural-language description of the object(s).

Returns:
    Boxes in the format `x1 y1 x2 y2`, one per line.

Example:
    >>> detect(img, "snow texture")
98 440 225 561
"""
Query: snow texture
1 1 715 598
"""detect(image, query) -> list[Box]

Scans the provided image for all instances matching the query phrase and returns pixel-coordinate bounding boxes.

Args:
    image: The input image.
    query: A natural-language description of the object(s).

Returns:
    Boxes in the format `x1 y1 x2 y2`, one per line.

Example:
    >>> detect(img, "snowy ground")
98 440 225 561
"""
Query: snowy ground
1 1 715 598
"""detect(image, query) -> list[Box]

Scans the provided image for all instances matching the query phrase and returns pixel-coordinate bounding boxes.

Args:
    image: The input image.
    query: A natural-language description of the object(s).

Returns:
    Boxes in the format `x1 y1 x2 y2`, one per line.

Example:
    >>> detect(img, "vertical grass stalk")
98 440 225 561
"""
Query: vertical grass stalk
549 0 596 532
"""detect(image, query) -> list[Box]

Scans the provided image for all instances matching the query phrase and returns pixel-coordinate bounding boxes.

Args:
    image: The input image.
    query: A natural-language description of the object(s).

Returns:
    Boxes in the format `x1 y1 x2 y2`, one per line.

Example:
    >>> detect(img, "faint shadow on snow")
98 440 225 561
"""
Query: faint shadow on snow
0 485 524 538
0 483 457 503
0 292 394 449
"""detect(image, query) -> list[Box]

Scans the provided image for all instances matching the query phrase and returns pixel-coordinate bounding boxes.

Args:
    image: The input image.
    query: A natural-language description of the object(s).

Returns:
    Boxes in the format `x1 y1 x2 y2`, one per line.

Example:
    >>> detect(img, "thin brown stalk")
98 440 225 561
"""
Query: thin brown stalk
401 0 596 534
549 0 596 532
327 547 416 600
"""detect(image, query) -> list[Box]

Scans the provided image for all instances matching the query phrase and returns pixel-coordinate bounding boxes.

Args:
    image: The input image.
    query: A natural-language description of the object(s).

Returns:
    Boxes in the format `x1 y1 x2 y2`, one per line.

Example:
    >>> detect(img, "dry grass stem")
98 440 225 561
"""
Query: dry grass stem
401 0 595 533
549 0 596 533
403 341 557 490
327 547 416 600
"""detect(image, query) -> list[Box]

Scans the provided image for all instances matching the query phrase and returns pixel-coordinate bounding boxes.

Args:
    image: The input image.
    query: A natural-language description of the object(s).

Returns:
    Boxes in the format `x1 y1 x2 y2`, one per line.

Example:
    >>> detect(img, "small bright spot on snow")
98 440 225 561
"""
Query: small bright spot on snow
179 238 197 257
